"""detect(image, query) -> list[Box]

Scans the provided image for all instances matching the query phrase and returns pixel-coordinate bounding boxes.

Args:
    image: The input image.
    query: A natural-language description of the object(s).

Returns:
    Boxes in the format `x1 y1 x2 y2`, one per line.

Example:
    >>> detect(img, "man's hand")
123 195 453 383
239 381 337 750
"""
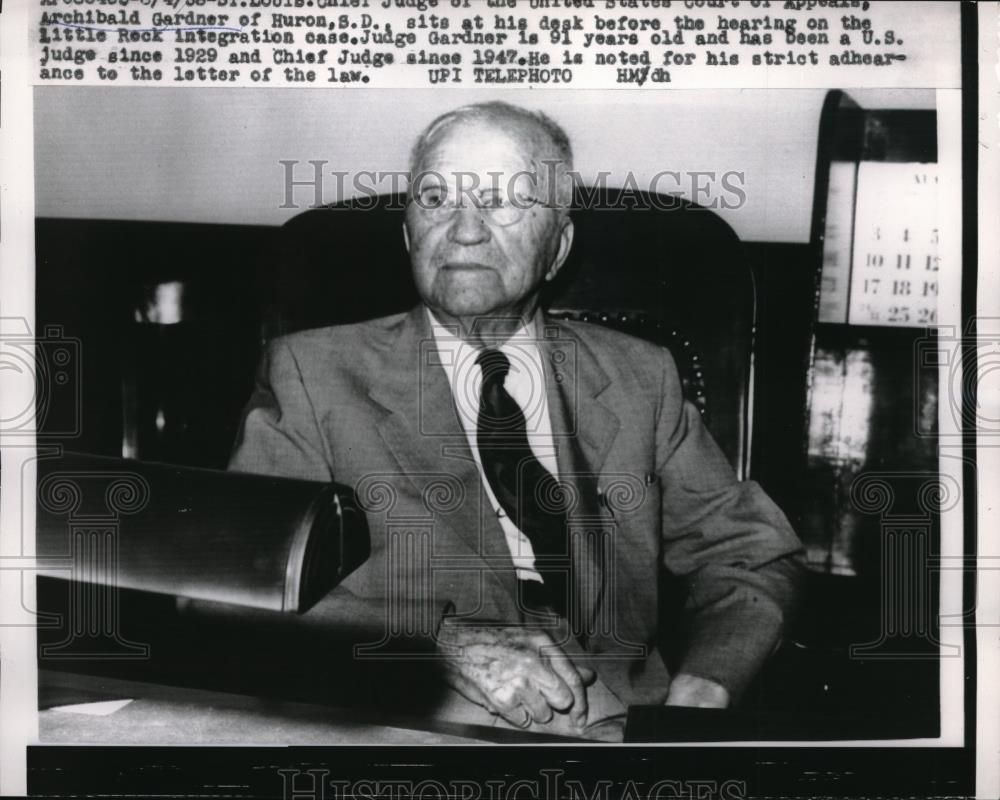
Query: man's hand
437 619 596 729
664 673 730 708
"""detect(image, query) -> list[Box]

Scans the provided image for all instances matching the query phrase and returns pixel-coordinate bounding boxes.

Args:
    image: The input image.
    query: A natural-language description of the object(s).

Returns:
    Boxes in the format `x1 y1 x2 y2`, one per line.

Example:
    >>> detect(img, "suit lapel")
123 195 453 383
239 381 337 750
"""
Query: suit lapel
366 307 626 627
537 314 621 638
368 306 517 602
538 315 621 477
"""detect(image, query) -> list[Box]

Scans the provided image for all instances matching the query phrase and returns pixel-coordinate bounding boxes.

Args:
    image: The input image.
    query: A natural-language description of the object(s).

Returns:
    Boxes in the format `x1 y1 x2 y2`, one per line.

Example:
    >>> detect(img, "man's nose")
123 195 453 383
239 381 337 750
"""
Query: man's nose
446 204 492 246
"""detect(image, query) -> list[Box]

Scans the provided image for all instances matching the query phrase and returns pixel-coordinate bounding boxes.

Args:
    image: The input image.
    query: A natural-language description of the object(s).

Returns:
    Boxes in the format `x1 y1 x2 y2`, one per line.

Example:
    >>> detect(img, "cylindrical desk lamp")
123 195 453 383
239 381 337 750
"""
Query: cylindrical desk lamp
36 452 369 614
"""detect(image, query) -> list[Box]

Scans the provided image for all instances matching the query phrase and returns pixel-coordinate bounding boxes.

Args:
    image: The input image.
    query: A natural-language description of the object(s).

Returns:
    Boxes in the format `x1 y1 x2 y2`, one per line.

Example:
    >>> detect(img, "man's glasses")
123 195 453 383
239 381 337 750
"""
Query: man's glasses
409 184 542 228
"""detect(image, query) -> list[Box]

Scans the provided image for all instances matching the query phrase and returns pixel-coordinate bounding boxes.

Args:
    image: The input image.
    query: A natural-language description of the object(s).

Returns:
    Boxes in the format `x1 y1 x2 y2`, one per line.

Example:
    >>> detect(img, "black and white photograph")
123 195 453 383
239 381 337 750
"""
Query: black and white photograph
0 1 994 798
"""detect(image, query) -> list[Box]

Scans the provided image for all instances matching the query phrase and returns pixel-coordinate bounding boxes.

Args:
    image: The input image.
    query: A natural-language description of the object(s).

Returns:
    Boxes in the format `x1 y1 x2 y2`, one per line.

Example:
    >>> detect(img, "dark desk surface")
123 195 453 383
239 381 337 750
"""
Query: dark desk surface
39 670 582 745
40 669 936 746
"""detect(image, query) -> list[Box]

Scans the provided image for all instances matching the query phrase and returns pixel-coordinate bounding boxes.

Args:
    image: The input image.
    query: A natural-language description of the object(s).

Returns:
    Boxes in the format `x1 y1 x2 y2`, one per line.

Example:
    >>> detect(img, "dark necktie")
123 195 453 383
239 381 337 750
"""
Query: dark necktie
475 348 572 618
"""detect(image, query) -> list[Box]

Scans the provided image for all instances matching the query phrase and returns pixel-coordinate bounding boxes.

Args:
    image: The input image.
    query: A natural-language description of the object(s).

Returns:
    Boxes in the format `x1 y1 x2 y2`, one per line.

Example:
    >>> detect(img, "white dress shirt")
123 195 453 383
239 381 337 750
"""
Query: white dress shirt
427 309 560 583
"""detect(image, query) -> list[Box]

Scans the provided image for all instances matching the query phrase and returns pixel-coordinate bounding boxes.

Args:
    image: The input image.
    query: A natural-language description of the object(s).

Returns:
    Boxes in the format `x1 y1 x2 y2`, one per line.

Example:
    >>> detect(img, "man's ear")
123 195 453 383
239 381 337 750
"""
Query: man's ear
545 216 574 282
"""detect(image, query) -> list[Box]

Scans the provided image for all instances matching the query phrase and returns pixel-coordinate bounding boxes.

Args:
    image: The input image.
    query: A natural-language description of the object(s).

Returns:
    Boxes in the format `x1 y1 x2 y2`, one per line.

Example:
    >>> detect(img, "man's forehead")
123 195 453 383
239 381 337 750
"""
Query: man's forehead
418 118 558 173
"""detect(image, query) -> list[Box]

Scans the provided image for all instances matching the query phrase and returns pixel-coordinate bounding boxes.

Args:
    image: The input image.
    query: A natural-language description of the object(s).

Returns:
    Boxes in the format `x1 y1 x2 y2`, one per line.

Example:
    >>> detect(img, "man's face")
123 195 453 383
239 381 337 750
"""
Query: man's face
404 119 574 326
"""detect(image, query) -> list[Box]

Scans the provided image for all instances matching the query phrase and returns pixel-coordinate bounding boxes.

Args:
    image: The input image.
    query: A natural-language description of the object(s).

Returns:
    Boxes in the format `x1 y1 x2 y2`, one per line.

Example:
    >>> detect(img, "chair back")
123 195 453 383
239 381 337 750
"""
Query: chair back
276 188 755 477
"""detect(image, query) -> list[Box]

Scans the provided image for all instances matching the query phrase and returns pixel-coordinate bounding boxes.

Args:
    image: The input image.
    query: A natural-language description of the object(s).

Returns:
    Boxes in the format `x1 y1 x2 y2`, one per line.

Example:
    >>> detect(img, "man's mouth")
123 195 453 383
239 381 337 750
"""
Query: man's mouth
441 261 492 271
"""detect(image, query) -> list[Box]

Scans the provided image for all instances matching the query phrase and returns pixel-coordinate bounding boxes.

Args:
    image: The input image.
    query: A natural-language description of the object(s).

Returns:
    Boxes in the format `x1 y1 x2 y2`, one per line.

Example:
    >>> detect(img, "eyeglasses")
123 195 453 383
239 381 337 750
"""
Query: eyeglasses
409 184 542 227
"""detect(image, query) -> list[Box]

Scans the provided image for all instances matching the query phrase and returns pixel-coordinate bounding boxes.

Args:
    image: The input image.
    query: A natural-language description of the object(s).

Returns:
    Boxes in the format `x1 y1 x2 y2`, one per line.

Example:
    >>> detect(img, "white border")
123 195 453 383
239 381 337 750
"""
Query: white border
976 4 1000 798
0 0 39 795
0 0 989 794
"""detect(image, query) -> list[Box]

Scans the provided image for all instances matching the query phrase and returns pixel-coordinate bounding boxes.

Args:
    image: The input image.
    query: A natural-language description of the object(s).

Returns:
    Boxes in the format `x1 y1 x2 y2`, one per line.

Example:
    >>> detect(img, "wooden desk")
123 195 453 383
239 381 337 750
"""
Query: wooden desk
39 670 579 745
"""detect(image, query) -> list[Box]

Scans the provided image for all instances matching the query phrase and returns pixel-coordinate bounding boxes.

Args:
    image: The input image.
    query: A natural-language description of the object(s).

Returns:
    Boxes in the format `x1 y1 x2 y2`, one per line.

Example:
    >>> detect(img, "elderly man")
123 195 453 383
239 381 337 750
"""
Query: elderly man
229 101 804 740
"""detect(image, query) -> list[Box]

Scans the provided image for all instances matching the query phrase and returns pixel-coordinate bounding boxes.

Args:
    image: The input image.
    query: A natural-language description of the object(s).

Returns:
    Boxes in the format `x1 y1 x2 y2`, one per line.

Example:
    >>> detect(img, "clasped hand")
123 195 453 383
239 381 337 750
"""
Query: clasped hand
436 619 596 730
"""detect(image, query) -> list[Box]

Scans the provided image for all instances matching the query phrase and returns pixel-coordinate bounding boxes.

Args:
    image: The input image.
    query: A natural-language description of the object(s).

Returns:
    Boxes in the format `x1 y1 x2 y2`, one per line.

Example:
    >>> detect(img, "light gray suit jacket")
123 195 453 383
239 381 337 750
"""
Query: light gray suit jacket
229 304 804 706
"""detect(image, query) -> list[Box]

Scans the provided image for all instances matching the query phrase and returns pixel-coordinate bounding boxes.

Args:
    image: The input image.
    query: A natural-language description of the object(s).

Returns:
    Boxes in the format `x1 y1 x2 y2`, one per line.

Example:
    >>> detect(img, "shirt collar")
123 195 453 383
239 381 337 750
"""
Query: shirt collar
425 307 538 351
426 307 547 420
